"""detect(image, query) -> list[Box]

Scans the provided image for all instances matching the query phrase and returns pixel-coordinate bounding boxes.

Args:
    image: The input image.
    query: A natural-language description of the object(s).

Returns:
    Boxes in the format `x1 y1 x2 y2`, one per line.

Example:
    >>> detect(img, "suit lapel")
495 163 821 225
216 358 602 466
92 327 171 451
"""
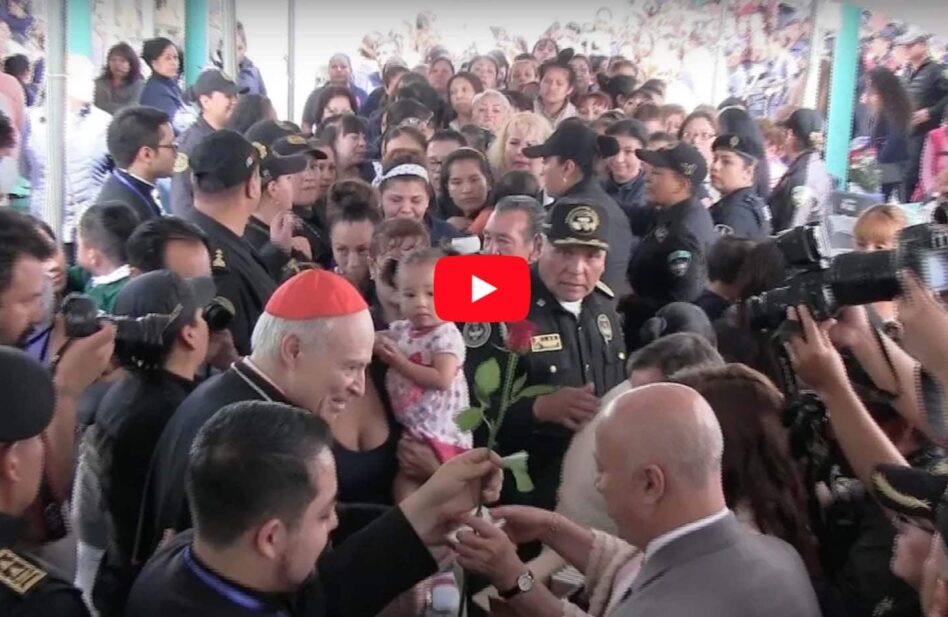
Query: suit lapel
629 513 742 596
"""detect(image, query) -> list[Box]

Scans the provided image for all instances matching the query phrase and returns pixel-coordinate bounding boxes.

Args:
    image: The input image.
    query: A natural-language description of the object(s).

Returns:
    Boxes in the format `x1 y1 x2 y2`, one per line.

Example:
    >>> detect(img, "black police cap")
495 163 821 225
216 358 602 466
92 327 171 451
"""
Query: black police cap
188 129 261 193
522 121 619 170
0 347 55 442
712 134 760 162
114 270 217 334
259 137 309 181
778 108 824 150
636 141 708 185
544 198 610 251
193 68 247 98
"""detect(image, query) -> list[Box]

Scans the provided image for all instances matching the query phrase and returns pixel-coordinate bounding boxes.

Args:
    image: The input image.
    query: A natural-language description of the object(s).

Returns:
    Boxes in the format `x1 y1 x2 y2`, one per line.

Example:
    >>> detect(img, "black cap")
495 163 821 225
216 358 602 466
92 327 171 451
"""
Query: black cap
711 134 760 162
636 141 708 185
544 198 610 250
114 270 217 333
778 108 824 149
188 129 261 193
870 463 948 528
0 347 55 442
258 138 309 182
193 68 247 98
244 121 328 160
522 121 619 169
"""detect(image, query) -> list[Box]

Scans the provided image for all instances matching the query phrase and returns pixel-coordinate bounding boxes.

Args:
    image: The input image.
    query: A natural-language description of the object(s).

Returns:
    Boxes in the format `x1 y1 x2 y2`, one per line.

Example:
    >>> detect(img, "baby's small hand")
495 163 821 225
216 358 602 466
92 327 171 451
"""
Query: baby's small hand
374 334 401 365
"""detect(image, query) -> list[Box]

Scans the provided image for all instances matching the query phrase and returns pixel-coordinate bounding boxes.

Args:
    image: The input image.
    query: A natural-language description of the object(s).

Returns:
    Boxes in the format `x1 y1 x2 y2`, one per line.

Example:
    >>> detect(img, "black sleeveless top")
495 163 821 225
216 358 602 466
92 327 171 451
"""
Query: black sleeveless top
332 359 400 505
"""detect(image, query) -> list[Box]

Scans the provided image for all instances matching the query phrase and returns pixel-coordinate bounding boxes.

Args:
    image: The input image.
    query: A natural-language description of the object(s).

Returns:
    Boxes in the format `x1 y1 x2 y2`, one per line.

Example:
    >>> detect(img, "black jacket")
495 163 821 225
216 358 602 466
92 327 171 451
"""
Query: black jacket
709 186 772 240
603 172 652 237
97 170 164 222
0 513 89 616
460 267 626 511
125 514 436 617
185 209 276 355
562 176 634 298
906 59 948 136
88 370 195 616
627 197 716 307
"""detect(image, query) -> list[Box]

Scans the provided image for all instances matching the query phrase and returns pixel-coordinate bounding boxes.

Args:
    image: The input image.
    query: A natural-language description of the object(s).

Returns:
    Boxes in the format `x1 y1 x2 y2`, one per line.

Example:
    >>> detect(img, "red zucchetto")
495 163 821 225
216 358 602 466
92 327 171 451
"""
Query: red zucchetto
264 269 368 320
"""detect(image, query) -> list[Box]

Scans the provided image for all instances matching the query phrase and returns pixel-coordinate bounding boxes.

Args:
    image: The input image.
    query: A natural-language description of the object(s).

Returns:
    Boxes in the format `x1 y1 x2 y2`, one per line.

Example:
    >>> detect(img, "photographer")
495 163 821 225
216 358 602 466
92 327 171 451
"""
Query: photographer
0 209 115 530
82 271 215 617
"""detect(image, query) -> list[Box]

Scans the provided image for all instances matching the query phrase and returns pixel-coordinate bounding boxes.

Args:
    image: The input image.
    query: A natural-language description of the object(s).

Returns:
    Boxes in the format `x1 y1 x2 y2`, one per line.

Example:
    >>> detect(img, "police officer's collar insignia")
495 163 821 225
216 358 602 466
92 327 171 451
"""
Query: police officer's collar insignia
252 142 268 160
715 224 735 237
565 206 600 235
668 250 692 277
213 249 227 269
654 225 669 242
729 135 740 148
531 333 563 352
173 152 189 173
287 135 307 145
597 314 613 343
595 280 614 298
681 163 697 177
462 322 491 349
536 298 546 308
0 549 48 595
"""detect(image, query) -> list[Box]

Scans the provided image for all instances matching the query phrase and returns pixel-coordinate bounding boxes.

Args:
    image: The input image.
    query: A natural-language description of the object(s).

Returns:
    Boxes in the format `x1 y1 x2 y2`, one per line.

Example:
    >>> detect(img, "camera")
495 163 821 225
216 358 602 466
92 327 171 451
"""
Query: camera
745 222 948 331
61 293 235 343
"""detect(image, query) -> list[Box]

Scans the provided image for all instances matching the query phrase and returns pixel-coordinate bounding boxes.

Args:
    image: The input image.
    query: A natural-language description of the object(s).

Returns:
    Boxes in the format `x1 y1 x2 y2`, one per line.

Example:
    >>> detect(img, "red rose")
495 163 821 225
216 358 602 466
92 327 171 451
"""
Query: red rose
506 321 537 355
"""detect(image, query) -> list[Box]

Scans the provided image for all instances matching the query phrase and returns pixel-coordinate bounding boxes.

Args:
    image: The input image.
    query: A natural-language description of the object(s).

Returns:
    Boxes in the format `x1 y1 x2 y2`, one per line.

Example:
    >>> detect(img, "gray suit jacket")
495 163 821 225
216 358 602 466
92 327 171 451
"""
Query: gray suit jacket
613 513 821 617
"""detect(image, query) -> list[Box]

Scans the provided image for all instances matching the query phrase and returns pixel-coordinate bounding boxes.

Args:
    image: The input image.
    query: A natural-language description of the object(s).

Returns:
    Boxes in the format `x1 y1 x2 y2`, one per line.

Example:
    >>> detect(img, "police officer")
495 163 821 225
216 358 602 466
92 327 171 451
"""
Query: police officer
625 142 716 345
899 27 948 198
171 69 246 216
461 199 626 514
183 129 276 355
768 108 832 233
709 134 772 240
0 347 88 616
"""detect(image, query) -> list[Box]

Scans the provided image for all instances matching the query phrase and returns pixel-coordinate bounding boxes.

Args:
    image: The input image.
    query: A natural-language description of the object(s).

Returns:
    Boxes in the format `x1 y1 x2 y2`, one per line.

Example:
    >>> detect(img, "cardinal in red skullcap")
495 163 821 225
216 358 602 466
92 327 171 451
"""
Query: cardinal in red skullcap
265 269 368 320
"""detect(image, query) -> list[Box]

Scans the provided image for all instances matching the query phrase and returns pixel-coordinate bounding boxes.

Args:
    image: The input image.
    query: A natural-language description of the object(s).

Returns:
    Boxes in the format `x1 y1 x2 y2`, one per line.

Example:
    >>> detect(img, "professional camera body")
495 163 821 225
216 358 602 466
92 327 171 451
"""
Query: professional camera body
746 222 948 331
61 293 234 343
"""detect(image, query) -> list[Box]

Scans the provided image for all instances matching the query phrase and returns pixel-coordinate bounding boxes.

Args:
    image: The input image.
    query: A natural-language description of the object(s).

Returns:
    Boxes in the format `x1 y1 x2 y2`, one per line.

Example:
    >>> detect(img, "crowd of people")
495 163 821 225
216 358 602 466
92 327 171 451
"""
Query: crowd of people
2 6 948 617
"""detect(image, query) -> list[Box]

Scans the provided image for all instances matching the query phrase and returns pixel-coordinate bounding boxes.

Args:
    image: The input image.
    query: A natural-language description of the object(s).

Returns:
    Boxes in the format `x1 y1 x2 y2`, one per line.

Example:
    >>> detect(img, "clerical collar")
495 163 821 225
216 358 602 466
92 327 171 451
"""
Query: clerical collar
123 169 156 188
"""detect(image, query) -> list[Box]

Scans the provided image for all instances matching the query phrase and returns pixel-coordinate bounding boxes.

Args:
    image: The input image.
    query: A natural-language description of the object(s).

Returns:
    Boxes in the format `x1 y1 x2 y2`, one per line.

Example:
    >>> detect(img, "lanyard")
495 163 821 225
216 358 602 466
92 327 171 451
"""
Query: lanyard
113 171 161 217
182 546 290 616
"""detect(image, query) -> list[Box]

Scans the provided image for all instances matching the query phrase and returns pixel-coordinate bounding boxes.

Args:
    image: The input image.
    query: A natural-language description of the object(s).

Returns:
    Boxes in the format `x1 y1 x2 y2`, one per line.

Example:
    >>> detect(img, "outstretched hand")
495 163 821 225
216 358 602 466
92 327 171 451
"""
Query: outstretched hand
785 305 849 394
453 512 527 591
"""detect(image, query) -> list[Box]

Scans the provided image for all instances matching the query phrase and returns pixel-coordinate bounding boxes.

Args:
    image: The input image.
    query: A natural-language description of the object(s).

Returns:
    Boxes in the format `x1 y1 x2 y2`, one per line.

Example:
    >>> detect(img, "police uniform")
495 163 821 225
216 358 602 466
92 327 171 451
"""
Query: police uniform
900 29 948 197
170 70 245 216
768 109 832 233
0 348 88 616
182 130 277 356
627 142 716 309
461 200 626 512
709 135 772 240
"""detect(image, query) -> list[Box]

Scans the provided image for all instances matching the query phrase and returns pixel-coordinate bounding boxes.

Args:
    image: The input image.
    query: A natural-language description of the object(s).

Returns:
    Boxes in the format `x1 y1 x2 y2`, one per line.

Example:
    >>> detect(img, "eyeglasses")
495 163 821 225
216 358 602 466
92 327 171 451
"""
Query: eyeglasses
153 141 179 151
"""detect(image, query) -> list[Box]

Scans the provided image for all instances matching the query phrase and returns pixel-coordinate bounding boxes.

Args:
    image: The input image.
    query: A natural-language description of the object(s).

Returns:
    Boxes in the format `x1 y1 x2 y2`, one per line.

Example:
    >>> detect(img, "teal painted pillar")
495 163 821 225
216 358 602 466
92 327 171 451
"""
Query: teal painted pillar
66 0 92 57
825 2 861 188
185 0 209 86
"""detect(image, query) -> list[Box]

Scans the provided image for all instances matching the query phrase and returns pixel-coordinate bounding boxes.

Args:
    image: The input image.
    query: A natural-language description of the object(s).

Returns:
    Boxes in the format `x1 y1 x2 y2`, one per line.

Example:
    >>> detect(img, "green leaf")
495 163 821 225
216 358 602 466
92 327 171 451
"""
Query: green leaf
513 384 559 402
511 374 527 398
474 357 502 399
455 407 485 433
502 451 534 493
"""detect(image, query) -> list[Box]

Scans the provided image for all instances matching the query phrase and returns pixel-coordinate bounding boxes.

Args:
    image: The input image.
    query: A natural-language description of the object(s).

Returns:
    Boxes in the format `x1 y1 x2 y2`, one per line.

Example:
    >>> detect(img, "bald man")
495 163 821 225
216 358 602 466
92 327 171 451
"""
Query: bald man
600 384 819 617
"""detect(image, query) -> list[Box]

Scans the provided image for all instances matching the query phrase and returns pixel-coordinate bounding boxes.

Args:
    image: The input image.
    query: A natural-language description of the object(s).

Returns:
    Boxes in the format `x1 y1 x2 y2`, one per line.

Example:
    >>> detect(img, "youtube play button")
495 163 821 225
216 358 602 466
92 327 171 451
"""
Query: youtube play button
434 256 531 323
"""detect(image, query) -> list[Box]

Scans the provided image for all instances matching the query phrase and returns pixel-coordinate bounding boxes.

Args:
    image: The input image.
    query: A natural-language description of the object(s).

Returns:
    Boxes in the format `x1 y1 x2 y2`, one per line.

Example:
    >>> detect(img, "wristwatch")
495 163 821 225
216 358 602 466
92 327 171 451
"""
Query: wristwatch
498 570 535 600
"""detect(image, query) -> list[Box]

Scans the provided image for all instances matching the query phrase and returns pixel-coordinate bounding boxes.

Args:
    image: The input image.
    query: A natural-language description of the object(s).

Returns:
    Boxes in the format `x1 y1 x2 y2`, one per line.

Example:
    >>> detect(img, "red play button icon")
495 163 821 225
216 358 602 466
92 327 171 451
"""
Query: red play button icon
434 255 531 323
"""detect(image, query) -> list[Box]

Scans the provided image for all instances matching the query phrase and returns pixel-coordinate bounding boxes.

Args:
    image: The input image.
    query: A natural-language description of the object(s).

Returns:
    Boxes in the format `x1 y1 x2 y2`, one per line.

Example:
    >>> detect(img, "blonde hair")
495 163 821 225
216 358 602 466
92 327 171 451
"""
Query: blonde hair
853 204 907 248
487 112 553 176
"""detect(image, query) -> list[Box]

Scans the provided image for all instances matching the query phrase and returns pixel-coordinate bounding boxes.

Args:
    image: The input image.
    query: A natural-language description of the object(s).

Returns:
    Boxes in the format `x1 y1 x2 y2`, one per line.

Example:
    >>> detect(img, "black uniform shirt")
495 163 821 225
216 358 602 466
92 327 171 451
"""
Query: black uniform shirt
627 196 716 307
243 216 315 283
460 267 626 511
709 186 772 240
185 209 276 355
170 117 214 215
0 513 89 616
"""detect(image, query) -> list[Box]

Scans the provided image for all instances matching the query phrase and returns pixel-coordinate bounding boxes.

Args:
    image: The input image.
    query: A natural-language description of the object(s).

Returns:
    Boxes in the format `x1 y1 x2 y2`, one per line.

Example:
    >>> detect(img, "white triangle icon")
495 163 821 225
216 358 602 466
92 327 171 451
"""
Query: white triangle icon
471 275 497 303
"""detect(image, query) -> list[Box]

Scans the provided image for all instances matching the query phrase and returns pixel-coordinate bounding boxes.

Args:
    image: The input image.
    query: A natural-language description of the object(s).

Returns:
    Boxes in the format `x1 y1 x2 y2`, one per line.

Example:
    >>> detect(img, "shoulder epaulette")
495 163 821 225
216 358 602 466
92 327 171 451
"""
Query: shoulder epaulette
0 549 47 595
